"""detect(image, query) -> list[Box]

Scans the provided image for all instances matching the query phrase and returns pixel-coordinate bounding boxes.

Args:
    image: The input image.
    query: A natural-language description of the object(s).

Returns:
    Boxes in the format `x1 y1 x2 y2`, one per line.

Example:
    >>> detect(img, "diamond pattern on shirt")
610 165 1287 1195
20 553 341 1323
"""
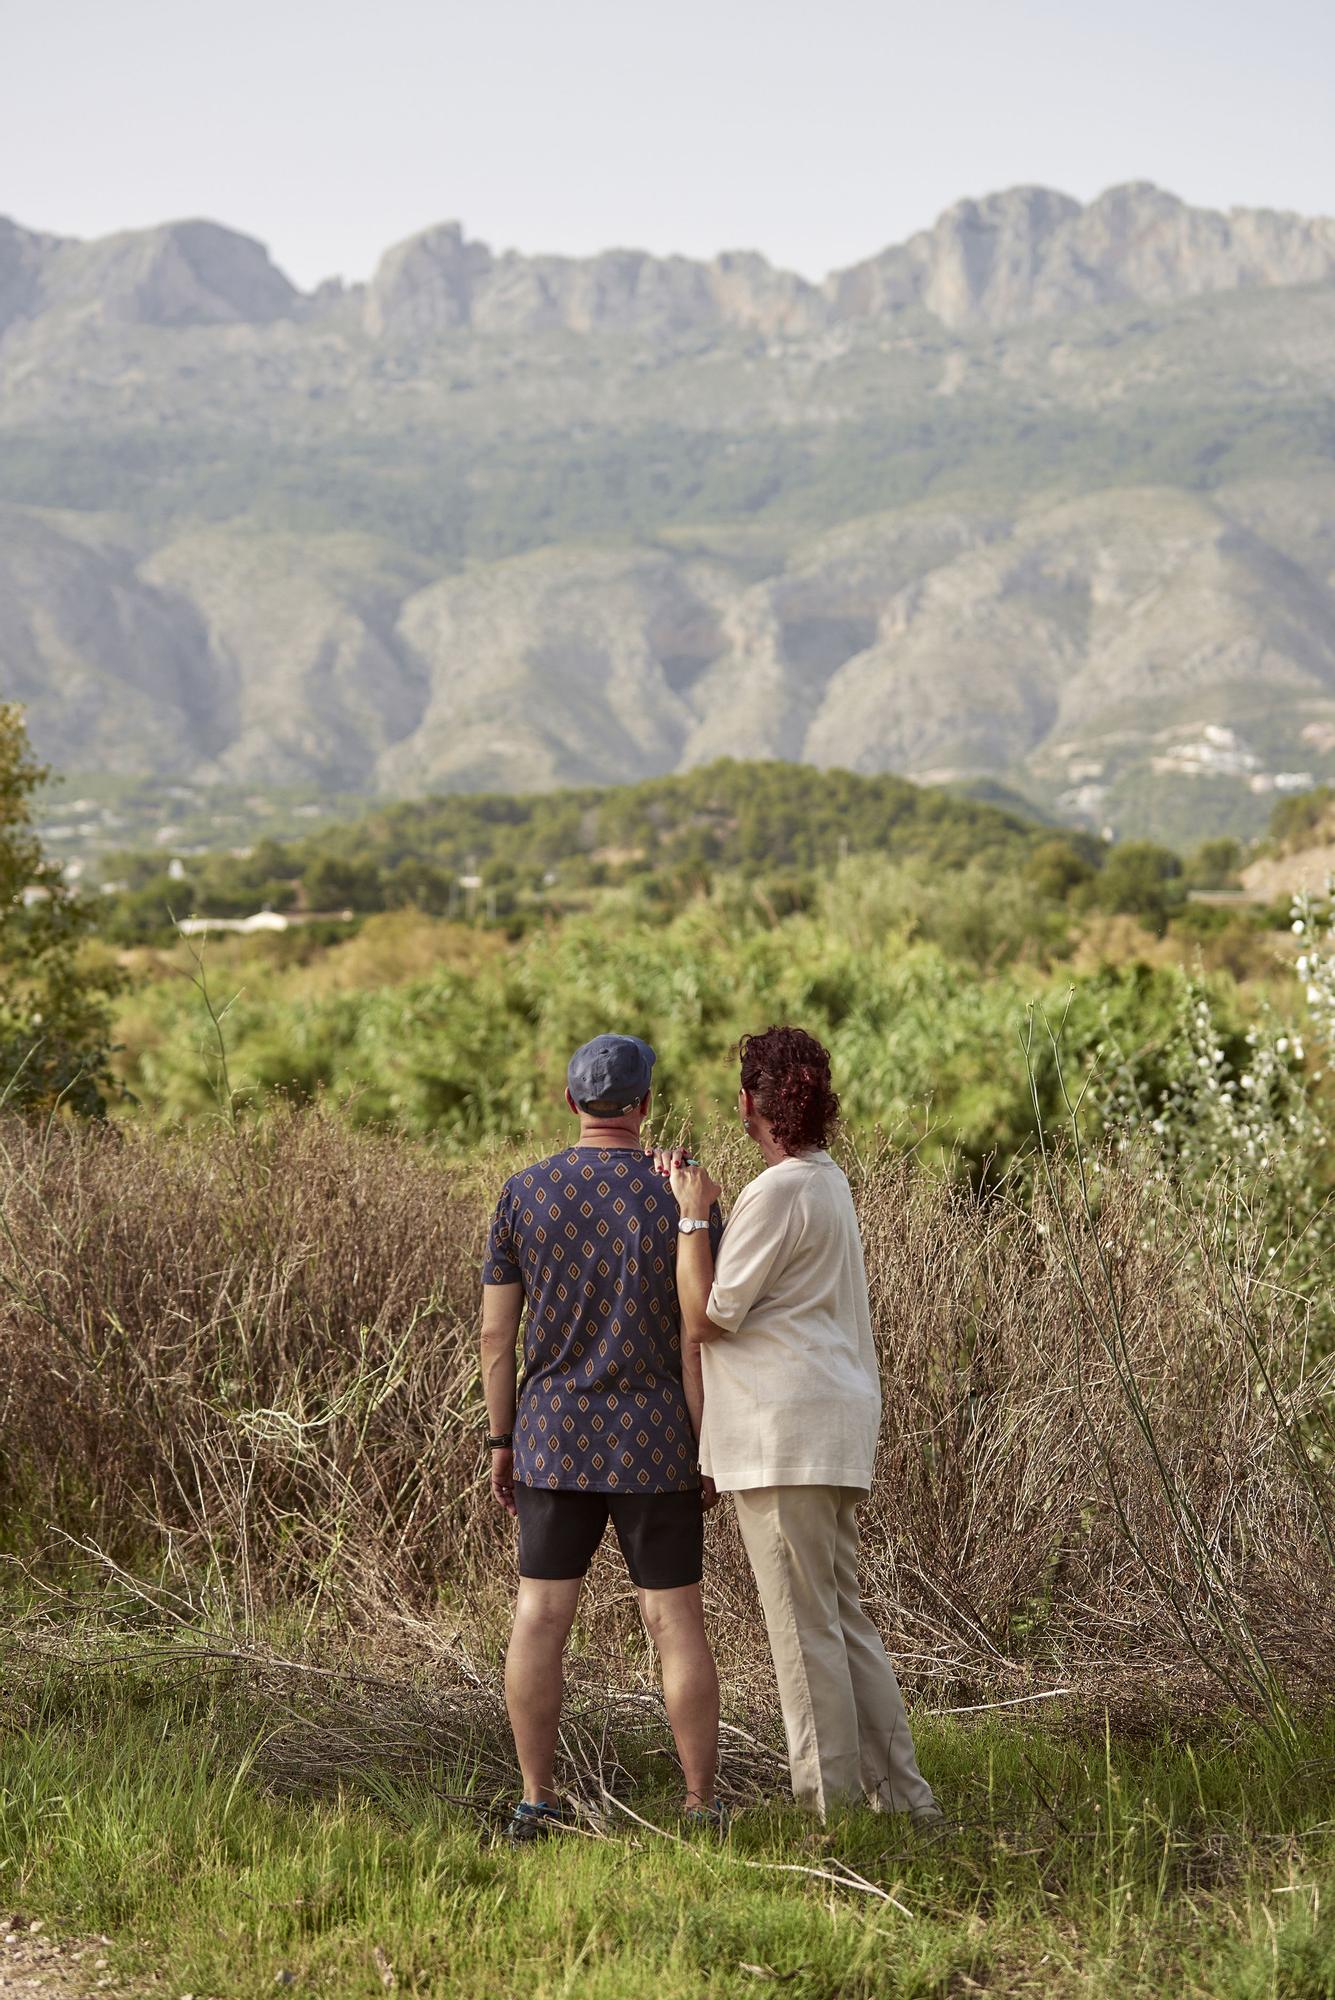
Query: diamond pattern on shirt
483 1146 722 1494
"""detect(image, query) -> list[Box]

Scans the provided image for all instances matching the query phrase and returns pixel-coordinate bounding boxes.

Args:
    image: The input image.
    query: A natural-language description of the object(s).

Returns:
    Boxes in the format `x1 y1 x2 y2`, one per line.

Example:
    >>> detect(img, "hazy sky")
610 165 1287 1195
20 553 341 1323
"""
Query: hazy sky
5 0 1333 289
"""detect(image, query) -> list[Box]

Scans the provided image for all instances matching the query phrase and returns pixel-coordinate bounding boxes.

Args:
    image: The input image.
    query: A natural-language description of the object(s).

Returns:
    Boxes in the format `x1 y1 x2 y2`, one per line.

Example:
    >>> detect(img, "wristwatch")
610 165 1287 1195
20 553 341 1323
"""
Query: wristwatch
485 1432 514 1450
678 1217 711 1234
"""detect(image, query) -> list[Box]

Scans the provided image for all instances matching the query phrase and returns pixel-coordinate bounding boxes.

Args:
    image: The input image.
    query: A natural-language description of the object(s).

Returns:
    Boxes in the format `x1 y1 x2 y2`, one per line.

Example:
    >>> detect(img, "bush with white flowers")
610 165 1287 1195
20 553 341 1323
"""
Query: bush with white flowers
1097 880 1334 1269
1292 882 1335 1055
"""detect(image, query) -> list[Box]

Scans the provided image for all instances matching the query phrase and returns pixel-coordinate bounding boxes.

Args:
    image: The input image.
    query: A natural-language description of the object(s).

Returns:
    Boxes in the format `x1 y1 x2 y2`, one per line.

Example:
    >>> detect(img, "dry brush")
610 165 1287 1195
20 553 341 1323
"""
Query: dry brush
1 1110 1331 1727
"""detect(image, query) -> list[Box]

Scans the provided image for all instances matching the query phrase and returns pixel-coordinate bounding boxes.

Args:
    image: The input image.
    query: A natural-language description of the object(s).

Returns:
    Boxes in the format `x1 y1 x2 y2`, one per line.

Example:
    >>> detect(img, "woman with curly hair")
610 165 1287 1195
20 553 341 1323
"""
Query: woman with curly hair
661 1026 941 1825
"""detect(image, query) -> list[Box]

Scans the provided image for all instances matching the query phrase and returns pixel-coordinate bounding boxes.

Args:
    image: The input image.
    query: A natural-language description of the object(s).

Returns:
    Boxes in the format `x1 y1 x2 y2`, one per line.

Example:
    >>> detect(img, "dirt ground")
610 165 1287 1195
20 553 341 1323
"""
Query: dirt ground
0 1918 127 1998
1242 838 1335 899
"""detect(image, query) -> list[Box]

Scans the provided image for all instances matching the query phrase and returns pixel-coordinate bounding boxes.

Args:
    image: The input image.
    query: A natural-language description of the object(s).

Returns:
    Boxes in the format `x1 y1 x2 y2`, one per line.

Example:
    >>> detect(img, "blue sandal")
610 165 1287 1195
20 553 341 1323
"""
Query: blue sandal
506 1799 568 1845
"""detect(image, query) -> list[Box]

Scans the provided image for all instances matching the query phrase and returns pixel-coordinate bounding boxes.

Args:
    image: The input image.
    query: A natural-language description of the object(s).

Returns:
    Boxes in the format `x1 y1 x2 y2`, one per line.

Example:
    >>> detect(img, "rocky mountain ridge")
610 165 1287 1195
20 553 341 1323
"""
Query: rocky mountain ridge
2 183 1335 843
4 180 1335 345
0 215 299 335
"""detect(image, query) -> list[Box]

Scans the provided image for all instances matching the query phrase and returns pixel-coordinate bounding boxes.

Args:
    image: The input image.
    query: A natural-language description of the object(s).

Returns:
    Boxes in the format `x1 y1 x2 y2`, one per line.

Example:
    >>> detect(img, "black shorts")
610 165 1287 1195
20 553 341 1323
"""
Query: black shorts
514 1485 704 1590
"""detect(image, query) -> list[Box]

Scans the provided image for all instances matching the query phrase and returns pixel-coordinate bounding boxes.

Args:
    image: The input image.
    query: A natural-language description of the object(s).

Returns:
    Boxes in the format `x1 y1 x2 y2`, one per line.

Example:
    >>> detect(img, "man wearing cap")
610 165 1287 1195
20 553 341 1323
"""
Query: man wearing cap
480 1034 725 1842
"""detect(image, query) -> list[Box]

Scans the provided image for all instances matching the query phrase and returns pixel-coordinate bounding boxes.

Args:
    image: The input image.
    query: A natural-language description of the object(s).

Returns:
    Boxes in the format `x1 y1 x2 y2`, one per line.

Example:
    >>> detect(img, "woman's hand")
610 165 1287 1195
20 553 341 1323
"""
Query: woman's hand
668 1157 722 1221
650 1145 721 1218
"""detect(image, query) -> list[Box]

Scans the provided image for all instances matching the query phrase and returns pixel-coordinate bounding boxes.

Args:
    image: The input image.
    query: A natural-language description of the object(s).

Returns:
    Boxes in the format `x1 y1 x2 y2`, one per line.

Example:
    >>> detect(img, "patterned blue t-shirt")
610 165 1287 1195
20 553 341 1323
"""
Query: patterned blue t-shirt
483 1145 723 1493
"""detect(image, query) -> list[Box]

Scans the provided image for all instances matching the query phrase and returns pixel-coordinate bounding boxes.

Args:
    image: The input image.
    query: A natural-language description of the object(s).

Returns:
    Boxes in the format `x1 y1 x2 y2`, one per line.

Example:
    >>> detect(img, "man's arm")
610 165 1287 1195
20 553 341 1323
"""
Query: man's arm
480 1280 524 1516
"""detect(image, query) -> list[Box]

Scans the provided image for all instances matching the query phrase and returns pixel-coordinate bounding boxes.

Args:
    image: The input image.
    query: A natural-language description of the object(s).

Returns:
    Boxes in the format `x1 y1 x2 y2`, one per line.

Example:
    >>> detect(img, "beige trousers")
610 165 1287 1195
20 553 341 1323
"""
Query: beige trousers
732 1484 937 1819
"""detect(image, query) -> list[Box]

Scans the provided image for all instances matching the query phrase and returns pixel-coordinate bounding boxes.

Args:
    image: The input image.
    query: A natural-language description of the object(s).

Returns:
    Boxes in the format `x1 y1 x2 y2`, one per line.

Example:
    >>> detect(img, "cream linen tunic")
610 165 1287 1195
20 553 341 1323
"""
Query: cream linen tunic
700 1150 881 1492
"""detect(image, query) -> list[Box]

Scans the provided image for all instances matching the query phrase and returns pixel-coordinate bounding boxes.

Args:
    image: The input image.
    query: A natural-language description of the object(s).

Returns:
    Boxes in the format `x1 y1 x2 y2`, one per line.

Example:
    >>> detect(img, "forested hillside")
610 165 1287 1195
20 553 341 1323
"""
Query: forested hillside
99 759 1096 933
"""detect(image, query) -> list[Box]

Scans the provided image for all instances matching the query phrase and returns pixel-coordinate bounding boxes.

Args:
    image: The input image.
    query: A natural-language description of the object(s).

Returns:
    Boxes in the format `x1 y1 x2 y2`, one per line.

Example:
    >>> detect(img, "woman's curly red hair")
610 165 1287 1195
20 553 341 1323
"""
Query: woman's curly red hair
739 1025 840 1154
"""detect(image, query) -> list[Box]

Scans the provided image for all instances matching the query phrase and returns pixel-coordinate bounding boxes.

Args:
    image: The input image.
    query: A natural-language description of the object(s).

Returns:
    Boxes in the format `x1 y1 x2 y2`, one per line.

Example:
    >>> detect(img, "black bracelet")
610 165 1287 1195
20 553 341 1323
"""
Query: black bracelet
485 1432 514 1450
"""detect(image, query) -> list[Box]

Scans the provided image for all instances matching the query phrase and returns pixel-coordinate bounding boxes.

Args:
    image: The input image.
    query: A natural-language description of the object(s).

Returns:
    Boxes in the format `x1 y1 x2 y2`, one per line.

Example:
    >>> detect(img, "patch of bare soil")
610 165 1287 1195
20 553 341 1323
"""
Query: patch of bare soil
0 1917 126 1999
1242 838 1335 900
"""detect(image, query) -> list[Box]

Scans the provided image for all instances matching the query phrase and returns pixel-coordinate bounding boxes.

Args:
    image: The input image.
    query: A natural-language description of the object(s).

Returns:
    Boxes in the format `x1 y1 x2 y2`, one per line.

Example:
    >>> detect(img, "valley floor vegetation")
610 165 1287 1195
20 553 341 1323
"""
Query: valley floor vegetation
84 762 1331 1200
108 839 1335 1233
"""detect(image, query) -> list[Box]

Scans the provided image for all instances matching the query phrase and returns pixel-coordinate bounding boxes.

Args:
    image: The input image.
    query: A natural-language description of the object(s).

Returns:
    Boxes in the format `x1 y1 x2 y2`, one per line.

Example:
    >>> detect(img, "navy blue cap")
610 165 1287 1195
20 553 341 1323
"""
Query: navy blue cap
567 1034 656 1107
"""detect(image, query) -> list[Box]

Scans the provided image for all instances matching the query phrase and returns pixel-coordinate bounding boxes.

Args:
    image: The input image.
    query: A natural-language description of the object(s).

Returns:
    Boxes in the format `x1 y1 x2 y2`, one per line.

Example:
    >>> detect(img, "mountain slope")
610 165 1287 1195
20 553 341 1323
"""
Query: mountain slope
2 183 1335 839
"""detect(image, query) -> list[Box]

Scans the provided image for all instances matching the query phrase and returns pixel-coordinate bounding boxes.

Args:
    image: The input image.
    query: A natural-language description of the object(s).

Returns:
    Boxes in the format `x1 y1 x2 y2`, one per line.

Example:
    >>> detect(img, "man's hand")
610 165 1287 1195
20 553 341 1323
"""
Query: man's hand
490 1446 517 1517
700 1473 721 1513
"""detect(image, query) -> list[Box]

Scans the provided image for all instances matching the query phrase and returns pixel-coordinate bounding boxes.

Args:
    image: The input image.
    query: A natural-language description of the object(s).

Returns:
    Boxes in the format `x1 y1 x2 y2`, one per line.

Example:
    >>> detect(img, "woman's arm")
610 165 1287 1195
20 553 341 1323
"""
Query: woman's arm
676 1222 727 1348
666 1158 725 1512
668 1159 730 1347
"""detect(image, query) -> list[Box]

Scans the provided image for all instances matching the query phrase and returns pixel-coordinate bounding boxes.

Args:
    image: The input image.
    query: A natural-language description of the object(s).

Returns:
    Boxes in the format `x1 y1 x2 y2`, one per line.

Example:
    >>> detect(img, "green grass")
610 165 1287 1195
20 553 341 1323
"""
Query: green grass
3 1666 1334 1999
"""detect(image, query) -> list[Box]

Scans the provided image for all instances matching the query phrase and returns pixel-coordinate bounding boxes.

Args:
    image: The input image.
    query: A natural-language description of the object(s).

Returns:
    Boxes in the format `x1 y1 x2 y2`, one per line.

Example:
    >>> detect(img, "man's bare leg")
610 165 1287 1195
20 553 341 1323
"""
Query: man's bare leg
505 1576 583 1804
639 1583 720 1807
